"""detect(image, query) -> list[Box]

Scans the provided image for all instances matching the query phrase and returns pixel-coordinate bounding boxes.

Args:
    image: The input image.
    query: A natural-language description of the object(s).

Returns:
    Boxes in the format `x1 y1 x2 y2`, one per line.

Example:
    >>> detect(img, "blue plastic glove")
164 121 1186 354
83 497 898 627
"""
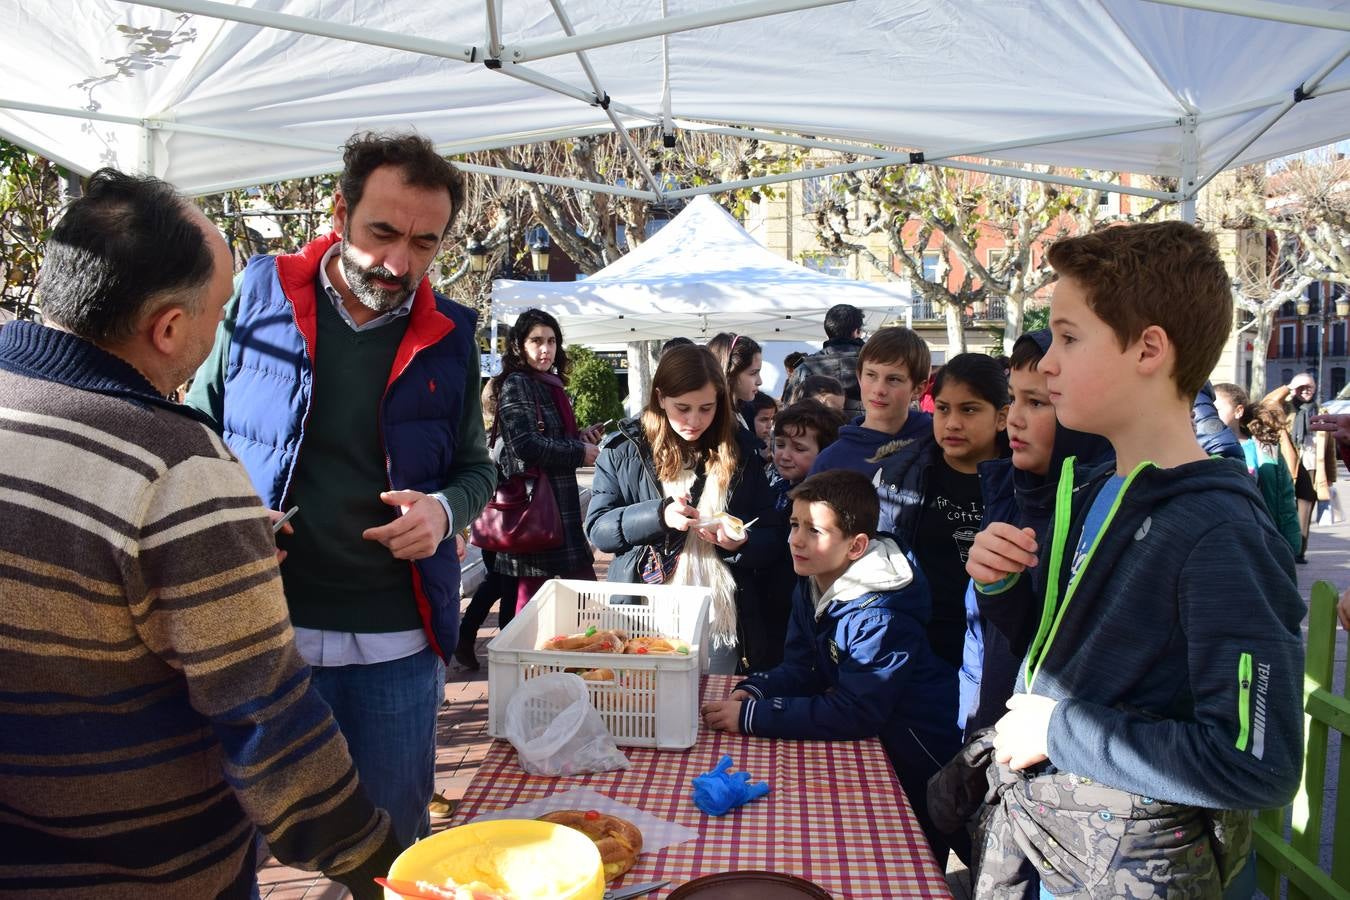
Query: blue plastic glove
691 754 771 816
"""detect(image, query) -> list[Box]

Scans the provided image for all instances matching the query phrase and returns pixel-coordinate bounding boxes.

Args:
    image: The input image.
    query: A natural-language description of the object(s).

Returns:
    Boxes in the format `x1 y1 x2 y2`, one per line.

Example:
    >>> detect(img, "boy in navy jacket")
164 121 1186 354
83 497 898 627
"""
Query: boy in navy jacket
702 469 961 863
967 222 1304 898
807 327 934 533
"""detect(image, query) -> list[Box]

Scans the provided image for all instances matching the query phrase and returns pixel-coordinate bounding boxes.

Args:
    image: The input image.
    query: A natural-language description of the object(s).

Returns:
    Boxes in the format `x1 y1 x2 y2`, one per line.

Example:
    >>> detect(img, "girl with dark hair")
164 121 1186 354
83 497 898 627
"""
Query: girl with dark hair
489 308 603 614
584 344 783 673
910 353 1009 670
706 332 764 430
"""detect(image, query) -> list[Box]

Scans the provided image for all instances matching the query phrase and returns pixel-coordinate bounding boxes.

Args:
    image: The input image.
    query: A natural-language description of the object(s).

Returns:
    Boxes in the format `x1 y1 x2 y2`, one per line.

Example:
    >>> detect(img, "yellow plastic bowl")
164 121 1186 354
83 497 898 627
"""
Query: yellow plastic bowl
385 818 605 900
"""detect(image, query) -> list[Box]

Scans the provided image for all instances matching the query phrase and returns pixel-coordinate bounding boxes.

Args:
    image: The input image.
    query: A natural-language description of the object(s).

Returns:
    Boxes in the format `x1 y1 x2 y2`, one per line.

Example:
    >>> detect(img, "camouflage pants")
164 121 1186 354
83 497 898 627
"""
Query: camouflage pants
974 763 1251 899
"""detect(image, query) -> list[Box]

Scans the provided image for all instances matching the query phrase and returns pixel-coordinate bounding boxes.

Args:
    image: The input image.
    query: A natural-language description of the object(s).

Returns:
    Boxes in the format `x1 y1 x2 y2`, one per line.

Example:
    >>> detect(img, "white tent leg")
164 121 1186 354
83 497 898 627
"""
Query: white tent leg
1180 115 1198 223
139 125 155 176
489 312 501 378
485 0 503 58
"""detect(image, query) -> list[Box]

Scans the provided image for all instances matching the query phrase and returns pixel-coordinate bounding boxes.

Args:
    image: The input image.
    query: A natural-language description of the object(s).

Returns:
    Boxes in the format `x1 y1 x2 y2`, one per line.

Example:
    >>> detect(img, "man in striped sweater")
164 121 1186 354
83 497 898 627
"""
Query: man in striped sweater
0 169 398 898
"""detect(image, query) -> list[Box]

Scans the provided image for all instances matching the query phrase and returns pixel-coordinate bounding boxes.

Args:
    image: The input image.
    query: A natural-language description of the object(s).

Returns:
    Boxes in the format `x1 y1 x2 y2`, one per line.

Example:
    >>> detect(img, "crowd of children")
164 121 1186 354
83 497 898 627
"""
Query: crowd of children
574 221 1307 898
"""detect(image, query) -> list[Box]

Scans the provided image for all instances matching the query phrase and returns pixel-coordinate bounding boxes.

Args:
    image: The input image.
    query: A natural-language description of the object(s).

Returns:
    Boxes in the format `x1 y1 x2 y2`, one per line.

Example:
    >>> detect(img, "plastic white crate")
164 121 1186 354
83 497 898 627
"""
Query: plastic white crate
487 579 712 750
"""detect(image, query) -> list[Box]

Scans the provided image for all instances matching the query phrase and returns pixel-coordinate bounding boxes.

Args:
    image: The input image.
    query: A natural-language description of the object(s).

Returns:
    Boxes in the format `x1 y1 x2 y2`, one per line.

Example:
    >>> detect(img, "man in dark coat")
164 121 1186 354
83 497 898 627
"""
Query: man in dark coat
783 303 866 414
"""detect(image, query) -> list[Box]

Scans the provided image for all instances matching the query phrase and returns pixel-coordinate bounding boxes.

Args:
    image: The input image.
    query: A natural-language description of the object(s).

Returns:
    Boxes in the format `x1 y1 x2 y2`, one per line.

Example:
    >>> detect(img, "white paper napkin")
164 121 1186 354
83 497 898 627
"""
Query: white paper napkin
468 786 698 855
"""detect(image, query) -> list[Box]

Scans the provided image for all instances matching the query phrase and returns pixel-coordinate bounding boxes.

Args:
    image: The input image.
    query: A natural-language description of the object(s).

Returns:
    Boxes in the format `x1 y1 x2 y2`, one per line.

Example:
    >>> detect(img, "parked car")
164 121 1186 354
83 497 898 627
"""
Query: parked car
1322 382 1350 416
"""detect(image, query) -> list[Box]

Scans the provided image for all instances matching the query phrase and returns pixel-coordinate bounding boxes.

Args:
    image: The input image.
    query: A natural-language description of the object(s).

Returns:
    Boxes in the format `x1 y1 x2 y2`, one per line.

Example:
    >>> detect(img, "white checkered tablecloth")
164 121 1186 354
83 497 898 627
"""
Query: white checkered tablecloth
451 675 952 899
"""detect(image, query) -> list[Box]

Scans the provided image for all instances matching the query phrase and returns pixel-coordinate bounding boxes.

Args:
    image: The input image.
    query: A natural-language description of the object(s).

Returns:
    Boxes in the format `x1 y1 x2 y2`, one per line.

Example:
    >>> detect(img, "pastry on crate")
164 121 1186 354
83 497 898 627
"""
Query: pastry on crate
623 635 690 656
536 809 643 881
538 626 627 653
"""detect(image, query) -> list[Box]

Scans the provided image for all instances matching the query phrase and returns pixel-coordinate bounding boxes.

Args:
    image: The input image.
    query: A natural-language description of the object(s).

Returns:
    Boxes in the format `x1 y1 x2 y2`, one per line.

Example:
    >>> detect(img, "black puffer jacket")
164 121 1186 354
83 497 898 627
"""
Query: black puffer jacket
584 418 785 668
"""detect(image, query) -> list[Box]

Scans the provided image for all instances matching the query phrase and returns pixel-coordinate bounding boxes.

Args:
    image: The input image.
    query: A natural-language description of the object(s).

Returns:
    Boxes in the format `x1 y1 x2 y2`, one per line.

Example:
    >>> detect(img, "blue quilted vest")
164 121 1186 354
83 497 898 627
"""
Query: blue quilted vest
221 233 477 658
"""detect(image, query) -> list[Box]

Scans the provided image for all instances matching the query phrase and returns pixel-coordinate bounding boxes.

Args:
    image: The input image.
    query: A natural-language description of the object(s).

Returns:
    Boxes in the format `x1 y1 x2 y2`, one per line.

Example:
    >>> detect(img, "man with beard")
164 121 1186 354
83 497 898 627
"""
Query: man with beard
186 131 495 847
1265 373 1337 562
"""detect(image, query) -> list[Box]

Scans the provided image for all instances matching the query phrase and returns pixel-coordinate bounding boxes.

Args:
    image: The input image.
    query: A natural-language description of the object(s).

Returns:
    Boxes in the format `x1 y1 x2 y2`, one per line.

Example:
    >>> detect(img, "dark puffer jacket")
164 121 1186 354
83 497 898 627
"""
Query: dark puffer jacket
584 418 785 668
782 337 865 414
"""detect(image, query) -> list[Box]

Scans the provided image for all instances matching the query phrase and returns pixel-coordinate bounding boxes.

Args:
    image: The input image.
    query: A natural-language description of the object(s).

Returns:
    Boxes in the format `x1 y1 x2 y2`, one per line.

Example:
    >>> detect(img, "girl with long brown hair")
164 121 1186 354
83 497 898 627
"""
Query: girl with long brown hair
584 345 783 673
1214 382 1302 553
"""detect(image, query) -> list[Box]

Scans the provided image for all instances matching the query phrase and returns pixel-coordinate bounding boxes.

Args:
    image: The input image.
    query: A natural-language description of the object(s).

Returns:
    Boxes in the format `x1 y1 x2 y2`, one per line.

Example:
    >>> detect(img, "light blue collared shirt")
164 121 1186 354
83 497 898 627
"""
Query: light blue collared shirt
292 242 453 667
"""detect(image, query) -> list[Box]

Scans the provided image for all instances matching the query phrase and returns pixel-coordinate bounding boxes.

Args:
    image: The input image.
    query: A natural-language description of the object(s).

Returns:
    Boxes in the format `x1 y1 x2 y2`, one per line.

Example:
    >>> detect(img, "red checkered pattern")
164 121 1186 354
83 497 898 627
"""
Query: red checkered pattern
451 675 952 899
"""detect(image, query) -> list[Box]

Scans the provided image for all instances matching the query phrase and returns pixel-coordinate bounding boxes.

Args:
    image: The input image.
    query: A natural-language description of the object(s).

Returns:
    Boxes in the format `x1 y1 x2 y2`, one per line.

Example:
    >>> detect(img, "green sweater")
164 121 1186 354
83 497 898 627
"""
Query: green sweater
281 290 420 632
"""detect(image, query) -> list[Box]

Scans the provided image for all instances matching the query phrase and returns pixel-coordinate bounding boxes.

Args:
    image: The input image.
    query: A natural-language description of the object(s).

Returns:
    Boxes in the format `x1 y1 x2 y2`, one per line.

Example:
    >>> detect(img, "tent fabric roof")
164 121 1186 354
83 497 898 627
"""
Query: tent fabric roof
491 195 911 344
2 1 1348 196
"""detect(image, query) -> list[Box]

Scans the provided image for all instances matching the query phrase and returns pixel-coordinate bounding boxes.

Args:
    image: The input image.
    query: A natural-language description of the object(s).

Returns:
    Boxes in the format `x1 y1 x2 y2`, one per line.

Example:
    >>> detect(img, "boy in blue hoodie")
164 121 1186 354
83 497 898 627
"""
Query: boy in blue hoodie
966 222 1305 898
807 326 933 532
957 330 1114 737
702 469 961 863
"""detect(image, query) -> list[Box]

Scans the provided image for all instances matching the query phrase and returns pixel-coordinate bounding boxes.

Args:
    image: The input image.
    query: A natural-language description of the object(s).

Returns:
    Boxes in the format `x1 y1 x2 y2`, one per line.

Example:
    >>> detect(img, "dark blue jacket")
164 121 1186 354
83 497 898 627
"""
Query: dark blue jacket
735 536 960 773
184 233 485 659
980 456 1305 810
1194 381 1245 461
810 411 934 536
961 425 1115 733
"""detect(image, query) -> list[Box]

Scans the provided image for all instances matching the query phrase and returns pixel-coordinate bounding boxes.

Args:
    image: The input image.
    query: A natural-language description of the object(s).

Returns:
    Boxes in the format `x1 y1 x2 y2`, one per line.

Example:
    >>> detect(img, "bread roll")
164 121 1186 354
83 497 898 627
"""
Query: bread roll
536 810 643 881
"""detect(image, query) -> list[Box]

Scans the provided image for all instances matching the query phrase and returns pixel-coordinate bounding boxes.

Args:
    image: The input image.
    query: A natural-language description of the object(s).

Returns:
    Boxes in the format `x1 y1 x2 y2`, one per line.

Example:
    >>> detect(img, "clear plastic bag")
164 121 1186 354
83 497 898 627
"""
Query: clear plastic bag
503 673 630 776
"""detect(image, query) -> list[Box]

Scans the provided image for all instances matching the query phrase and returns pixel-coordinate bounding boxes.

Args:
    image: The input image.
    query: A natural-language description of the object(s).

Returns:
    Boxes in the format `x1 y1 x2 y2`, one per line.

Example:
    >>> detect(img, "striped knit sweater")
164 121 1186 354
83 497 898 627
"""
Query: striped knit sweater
0 322 398 898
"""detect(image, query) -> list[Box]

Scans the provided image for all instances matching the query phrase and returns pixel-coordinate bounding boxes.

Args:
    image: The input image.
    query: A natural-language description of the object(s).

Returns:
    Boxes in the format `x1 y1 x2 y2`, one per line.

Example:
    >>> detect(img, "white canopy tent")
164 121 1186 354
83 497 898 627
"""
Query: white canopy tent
2 1 1350 217
491 195 912 345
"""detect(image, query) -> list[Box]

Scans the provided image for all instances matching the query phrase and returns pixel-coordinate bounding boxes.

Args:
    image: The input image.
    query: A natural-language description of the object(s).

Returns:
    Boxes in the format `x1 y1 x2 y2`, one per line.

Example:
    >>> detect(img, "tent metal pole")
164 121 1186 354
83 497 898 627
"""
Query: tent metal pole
678 117 1184 169
435 124 621 157
0 98 143 126
139 126 155 176
663 157 898 199
117 0 477 62
497 64 663 122
922 118 1183 164
1180 115 1198 222
1192 44 1350 194
1141 0 1350 32
935 159 1180 201
661 155 1179 202
660 0 674 138
500 0 850 63
146 120 337 152
485 0 503 58
674 120 902 159
1199 74 1350 123
545 0 666 199
455 161 659 200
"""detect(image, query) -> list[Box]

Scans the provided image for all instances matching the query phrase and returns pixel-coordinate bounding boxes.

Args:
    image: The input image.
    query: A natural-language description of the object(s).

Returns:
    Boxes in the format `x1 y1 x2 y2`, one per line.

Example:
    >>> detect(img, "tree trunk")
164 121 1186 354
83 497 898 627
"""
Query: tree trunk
1250 310 1272 398
627 340 662 415
1002 293 1025 355
944 304 967 357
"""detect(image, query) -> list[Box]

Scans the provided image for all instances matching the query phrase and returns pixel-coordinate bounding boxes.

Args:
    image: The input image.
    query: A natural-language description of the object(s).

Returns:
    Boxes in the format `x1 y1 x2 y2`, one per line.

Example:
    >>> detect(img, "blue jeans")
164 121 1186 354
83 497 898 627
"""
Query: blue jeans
309 646 445 847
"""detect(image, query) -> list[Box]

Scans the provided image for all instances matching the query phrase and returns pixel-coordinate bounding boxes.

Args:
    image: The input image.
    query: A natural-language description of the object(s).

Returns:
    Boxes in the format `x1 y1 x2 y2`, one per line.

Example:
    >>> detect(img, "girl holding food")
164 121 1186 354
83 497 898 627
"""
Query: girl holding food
584 344 782 674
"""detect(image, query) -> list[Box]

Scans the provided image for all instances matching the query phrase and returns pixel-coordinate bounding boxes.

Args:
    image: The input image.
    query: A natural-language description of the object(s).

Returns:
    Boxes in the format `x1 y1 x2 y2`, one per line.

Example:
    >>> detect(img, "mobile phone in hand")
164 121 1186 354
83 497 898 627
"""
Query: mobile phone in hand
272 506 299 534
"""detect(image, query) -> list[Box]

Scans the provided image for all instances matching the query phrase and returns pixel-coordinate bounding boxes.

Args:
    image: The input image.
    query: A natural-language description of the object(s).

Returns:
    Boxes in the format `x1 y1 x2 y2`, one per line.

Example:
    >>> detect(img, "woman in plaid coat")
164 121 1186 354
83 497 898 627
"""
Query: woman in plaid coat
491 309 604 612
